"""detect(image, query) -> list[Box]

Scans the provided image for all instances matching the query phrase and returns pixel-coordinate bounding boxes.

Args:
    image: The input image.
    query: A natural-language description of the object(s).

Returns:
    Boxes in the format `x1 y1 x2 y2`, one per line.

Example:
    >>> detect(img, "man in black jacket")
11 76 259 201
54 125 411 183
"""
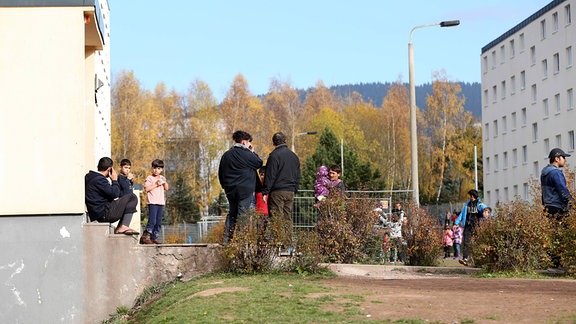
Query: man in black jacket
218 130 263 242
262 132 301 242
85 157 139 235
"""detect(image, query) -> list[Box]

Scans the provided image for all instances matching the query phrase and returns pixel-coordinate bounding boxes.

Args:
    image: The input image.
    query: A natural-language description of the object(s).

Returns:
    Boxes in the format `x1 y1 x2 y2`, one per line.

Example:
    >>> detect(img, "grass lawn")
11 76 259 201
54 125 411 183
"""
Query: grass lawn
108 271 399 324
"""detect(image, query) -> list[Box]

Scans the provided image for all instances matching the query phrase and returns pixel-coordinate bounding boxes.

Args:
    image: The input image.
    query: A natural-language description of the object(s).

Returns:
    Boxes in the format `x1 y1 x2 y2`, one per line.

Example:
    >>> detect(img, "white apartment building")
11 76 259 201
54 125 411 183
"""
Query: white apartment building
481 0 576 204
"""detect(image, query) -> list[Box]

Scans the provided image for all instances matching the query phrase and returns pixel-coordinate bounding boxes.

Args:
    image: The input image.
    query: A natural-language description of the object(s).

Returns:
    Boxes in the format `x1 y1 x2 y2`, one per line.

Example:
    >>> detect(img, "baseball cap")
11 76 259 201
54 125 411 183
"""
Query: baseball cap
548 148 571 159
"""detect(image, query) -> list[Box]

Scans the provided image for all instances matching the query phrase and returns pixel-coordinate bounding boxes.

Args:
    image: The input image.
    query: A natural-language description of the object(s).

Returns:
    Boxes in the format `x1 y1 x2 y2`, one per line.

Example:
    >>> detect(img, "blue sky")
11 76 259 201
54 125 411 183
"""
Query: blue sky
110 1 552 101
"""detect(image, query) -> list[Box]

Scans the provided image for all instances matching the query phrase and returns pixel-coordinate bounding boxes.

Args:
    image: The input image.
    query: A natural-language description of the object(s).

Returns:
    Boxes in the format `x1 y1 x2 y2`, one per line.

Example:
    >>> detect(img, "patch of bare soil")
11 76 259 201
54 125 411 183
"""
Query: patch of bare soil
188 287 249 298
322 276 576 323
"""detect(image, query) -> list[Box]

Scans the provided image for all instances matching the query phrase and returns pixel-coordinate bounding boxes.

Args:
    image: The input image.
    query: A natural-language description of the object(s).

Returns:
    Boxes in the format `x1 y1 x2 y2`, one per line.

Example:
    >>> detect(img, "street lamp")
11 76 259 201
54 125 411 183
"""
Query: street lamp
291 131 317 153
408 20 459 208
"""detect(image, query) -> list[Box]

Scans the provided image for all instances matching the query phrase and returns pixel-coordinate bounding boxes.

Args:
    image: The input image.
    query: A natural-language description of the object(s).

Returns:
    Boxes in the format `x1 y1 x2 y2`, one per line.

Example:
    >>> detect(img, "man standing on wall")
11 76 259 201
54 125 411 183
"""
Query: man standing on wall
454 189 487 266
218 130 263 243
262 132 301 244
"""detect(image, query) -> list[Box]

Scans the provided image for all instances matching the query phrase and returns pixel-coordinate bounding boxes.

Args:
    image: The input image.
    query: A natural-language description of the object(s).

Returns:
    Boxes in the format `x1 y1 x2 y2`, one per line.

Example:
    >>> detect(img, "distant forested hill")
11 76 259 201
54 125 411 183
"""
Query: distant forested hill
324 82 481 118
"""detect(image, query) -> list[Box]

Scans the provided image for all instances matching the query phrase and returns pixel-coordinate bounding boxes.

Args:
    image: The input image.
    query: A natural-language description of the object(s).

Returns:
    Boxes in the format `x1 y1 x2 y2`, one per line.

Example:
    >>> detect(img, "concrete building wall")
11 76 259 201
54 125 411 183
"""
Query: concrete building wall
481 0 576 204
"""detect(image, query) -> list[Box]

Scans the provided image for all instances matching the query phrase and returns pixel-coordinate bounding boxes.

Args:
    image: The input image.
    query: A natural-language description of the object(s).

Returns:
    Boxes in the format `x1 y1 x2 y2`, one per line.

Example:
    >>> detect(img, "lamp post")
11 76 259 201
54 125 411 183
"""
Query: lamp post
408 20 459 208
291 131 317 153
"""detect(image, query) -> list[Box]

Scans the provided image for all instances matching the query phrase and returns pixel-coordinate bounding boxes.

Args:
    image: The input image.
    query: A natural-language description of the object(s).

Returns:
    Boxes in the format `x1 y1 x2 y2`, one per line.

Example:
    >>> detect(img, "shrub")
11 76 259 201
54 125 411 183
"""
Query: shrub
201 221 225 243
472 199 552 272
315 192 378 263
403 204 442 266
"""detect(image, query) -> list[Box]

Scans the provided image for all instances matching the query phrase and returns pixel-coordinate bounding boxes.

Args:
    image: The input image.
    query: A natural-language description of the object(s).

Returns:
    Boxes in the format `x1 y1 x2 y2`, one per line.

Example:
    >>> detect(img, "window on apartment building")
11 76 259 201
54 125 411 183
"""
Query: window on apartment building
484 123 489 140
555 93 561 113
531 84 537 103
542 59 548 78
520 71 526 90
511 111 517 130
553 12 559 32
522 145 528 164
523 183 529 200
492 85 497 103
504 187 509 202
511 75 516 94
543 98 549 117
540 20 547 39
566 4 572 25
501 80 506 99
520 33 525 51
521 107 527 126
544 138 550 155
531 46 537 65
502 115 507 133
513 148 518 166
533 161 540 178
567 46 573 67
493 120 499 137
513 185 519 198
503 151 509 169
486 157 490 172
569 130 575 151
495 189 500 202
532 122 538 142
510 39 515 58
483 56 488 73
483 89 489 107
500 45 505 64
568 89 574 110
491 50 497 69
553 53 560 73
556 134 562 147
495 154 499 171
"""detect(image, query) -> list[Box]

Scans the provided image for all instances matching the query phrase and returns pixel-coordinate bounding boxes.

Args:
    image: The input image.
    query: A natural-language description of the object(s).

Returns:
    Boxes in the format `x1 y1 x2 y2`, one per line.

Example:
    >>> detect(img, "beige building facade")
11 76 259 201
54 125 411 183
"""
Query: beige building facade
481 0 576 204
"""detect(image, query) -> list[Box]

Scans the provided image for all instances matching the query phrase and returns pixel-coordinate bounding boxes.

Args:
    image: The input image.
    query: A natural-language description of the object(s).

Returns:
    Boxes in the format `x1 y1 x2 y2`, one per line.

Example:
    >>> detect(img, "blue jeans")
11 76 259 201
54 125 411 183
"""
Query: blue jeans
223 193 254 243
453 243 461 257
146 204 164 240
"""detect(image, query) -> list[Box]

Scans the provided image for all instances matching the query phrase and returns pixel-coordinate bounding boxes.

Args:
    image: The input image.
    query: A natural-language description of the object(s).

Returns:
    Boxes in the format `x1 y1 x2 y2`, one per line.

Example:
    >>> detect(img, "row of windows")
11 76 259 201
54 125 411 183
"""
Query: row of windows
484 89 574 141
483 46 573 105
484 130 576 173
486 183 530 205
483 4 572 69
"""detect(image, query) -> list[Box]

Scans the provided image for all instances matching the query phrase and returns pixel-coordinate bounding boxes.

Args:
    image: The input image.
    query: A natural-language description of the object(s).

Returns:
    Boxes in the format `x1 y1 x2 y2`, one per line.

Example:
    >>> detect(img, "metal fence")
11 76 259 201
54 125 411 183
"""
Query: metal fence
158 190 461 242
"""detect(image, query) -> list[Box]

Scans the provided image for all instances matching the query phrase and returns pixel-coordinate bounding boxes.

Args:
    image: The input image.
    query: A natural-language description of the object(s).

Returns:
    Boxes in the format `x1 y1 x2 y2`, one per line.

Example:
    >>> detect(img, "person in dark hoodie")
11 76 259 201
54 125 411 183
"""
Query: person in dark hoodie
218 130 263 243
85 157 139 235
262 132 300 243
541 148 573 219
541 148 573 269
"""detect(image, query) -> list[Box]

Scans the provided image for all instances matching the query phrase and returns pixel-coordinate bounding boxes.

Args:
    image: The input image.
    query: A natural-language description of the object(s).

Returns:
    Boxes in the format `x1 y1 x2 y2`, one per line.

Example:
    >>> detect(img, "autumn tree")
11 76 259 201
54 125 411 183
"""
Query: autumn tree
301 128 383 191
111 70 160 181
186 79 227 218
420 71 477 203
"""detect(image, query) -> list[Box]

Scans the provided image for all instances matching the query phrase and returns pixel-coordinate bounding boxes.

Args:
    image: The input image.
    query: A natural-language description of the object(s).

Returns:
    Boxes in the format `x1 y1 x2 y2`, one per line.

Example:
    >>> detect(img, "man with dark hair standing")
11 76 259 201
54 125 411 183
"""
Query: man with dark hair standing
541 148 573 269
85 157 140 235
218 130 263 243
541 148 572 218
454 189 487 266
262 132 301 243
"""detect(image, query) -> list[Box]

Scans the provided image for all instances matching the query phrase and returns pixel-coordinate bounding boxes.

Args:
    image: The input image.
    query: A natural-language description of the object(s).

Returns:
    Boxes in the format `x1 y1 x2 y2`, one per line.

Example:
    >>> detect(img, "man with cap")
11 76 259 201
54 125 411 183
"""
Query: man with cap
541 148 573 218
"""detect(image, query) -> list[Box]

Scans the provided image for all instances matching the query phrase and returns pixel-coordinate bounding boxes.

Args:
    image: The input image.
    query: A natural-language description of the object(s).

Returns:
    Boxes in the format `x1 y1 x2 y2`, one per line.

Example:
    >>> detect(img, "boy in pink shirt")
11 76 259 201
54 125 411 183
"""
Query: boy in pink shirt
140 159 169 244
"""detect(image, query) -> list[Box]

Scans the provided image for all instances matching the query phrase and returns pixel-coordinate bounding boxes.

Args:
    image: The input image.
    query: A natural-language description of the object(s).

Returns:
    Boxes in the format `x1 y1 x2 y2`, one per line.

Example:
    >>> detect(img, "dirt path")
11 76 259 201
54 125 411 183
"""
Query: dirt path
322 275 576 323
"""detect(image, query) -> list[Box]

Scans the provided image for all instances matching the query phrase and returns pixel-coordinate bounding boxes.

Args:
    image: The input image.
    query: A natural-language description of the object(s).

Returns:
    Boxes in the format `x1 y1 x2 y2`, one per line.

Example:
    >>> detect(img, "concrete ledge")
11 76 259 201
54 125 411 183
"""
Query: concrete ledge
324 263 481 279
